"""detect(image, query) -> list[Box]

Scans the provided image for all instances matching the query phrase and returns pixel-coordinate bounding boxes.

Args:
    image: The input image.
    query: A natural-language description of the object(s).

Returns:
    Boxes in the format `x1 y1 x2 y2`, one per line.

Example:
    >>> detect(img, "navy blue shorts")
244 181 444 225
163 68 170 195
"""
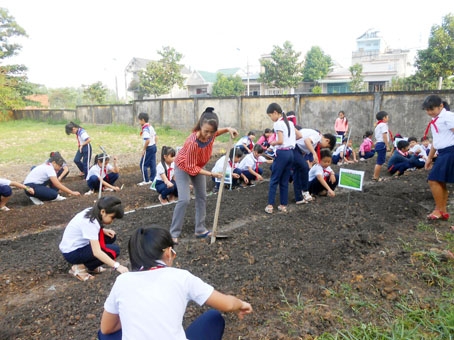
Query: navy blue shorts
427 145 454 183
0 185 12 198
375 142 386 165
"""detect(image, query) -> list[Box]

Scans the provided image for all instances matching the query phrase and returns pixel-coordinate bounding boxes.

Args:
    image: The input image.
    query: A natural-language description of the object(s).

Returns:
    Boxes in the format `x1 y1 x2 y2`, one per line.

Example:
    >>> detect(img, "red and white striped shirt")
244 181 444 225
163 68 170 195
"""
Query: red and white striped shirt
175 132 217 176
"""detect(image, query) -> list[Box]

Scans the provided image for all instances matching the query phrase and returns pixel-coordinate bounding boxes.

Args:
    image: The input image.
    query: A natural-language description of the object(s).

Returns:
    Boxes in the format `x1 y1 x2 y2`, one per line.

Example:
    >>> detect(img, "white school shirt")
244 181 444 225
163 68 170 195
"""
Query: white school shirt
333 144 347 156
409 144 427 161
273 119 295 149
237 153 266 172
235 136 254 149
308 163 333 182
24 163 57 184
86 163 114 180
295 129 321 154
103 266 214 340
374 122 389 143
0 178 11 186
59 208 100 253
429 109 454 150
156 161 175 180
77 128 90 145
141 123 156 146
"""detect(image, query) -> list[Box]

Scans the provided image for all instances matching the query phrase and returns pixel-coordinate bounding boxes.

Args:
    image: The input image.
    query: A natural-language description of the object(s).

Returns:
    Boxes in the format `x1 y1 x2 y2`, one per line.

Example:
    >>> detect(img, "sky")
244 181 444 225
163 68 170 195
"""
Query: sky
2 0 454 99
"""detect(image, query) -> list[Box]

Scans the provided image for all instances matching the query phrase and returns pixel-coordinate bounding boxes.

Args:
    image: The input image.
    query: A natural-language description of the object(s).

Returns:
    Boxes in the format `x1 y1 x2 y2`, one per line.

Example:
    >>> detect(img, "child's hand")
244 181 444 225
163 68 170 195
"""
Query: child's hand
243 177 249 184
256 175 263 181
328 189 335 197
166 182 174 188
104 229 116 238
232 173 240 179
113 186 121 192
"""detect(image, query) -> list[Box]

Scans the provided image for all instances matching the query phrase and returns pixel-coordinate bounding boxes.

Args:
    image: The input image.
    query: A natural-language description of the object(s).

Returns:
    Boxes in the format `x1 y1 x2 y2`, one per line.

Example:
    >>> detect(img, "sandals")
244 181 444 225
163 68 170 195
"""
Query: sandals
88 266 106 274
172 237 179 245
158 194 169 205
278 205 288 213
69 264 94 282
195 230 212 239
427 210 450 221
265 205 273 214
372 177 385 182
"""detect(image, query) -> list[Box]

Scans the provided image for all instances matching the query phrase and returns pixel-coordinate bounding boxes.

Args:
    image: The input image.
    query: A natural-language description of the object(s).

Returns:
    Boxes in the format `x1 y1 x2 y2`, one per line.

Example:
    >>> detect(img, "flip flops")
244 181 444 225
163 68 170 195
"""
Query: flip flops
195 230 212 239
69 264 94 282
427 210 450 221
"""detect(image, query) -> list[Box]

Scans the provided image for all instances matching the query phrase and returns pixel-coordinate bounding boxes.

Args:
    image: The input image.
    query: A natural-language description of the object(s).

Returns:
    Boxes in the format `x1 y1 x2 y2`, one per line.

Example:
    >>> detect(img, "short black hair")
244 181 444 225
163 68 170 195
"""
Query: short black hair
138 112 149 122
376 111 388 121
397 140 410 150
320 148 332 159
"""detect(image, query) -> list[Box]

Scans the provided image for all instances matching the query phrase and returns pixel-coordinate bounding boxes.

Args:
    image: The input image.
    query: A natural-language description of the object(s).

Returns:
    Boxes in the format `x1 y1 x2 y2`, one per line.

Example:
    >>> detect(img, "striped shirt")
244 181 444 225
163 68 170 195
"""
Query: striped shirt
175 132 216 176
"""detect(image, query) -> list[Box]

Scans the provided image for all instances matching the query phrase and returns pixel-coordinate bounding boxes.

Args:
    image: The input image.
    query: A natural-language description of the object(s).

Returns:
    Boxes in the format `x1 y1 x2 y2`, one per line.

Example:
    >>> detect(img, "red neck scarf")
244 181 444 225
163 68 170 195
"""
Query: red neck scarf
167 165 173 180
140 123 149 136
98 228 117 259
323 168 331 181
397 149 408 157
424 116 439 138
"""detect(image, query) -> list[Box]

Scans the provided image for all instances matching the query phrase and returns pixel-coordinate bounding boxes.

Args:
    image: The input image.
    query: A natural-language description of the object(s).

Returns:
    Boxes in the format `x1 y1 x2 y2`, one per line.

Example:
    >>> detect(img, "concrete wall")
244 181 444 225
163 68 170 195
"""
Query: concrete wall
13 90 454 143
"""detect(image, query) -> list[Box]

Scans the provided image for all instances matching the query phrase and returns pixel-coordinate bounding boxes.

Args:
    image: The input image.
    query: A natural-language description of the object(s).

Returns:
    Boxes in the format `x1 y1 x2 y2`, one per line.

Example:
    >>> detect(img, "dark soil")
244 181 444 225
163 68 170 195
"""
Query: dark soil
1 154 453 340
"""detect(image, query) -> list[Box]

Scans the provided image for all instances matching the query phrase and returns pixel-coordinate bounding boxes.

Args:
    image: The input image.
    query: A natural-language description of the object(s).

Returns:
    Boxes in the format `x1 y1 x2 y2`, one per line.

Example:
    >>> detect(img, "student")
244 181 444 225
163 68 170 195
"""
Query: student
211 147 244 192
256 128 273 151
49 151 70 184
372 111 392 182
0 178 34 211
24 152 80 205
308 149 338 197
264 103 296 214
359 131 375 161
85 154 121 196
237 144 272 186
98 225 253 340
293 126 336 204
286 111 297 126
155 146 178 204
235 131 255 154
334 110 348 136
332 138 357 164
59 196 129 281
421 136 432 157
387 140 413 176
137 112 158 186
422 95 454 221
407 136 427 168
65 121 92 178
169 107 238 244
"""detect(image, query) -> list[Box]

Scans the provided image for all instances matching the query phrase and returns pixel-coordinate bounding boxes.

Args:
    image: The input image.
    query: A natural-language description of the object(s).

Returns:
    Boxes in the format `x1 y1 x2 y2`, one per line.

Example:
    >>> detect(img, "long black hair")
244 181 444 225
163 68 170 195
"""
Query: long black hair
65 121 82 135
266 103 291 137
84 196 124 225
160 145 176 180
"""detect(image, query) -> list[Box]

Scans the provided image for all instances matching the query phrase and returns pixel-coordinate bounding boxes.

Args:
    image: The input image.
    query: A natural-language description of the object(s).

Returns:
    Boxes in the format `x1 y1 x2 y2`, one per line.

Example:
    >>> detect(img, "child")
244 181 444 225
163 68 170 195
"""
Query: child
286 111 297 126
359 131 375 161
0 178 34 211
334 110 348 136
85 154 121 196
235 131 256 154
155 146 178 204
237 144 272 186
24 152 80 205
332 138 357 164
265 103 296 214
211 147 244 192
387 140 413 176
59 196 129 281
293 126 336 204
372 111 392 182
407 136 427 168
49 151 70 184
65 121 92 178
137 112 158 186
308 149 338 197
421 136 432 156
422 95 454 221
257 128 273 151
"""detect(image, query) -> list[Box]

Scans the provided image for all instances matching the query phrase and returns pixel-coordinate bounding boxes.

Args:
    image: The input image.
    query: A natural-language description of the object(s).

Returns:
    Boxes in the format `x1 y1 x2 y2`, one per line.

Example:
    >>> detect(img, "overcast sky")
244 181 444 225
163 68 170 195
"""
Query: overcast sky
2 0 453 98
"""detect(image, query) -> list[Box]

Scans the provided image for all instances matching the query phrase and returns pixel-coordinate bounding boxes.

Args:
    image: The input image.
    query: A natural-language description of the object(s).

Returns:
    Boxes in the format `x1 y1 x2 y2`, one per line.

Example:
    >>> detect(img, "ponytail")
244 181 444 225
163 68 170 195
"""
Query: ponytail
160 145 176 180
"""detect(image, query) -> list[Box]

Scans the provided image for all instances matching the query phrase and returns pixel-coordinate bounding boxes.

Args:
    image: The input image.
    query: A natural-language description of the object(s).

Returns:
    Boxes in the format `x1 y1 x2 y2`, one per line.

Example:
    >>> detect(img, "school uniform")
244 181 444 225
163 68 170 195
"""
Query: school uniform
59 208 120 271
0 178 12 198
24 163 59 201
140 123 157 183
332 144 353 164
237 153 266 182
155 161 178 199
308 164 338 195
427 108 454 183
374 121 390 165
86 163 119 190
235 136 254 154
408 144 427 169
74 127 92 177
387 150 412 175
211 155 241 189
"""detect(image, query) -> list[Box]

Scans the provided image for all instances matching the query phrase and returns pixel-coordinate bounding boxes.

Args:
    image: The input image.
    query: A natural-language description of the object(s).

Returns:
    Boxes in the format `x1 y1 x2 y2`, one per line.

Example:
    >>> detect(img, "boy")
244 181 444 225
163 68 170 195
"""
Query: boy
237 144 272 186
407 136 427 168
332 138 357 165
235 131 256 154
387 140 413 176
211 147 244 192
137 112 158 186
372 111 391 182
308 149 338 197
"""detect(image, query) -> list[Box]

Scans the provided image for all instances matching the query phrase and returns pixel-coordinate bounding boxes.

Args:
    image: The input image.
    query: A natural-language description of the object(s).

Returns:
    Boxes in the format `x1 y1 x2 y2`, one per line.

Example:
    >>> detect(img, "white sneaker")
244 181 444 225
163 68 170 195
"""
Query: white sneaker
302 191 313 202
53 194 66 201
30 196 44 205
103 187 114 192
0 206 10 211
84 190 94 196
359 158 366 162
137 181 151 186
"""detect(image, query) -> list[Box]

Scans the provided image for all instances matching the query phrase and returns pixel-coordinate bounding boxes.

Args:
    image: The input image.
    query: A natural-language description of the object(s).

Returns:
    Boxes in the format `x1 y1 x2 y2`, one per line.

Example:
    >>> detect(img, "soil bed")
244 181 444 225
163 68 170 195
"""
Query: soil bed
0 153 452 339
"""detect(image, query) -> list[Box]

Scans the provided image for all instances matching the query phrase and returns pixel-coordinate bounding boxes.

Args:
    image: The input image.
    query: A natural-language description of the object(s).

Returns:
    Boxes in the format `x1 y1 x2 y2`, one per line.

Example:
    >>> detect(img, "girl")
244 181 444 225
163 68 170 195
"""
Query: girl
85 154 121 196
99 226 252 340
257 128 272 151
422 95 454 221
237 144 272 186
0 178 34 211
211 147 244 192
308 149 338 197
169 107 238 244
65 121 92 178
359 131 375 161
334 110 348 136
155 146 178 204
59 196 129 282
24 152 80 205
332 138 358 164
265 103 296 214
372 111 392 182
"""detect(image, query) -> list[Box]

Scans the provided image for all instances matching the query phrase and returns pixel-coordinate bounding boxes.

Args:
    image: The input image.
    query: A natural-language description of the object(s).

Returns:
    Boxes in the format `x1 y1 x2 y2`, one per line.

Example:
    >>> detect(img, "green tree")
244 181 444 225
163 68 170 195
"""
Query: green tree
48 87 84 108
302 46 332 81
212 73 245 97
259 41 303 90
349 63 365 92
138 46 185 99
82 82 109 105
412 13 454 89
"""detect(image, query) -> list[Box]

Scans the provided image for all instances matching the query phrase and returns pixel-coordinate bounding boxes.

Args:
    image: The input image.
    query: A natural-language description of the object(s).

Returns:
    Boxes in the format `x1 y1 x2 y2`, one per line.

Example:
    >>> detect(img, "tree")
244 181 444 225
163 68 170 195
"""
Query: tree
48 87 84 109
349 63 365 92
259 41 303 91
212 73 245 97
412 13 454 89
302 46 332 82
82 82 109 105
138 46 185 99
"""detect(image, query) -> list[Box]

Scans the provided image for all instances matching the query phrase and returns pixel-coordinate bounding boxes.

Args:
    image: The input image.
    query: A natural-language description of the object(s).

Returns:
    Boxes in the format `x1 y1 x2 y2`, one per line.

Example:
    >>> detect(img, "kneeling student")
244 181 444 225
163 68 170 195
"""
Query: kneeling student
85 154 120 195
237 144 272 186
308 149 338 197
